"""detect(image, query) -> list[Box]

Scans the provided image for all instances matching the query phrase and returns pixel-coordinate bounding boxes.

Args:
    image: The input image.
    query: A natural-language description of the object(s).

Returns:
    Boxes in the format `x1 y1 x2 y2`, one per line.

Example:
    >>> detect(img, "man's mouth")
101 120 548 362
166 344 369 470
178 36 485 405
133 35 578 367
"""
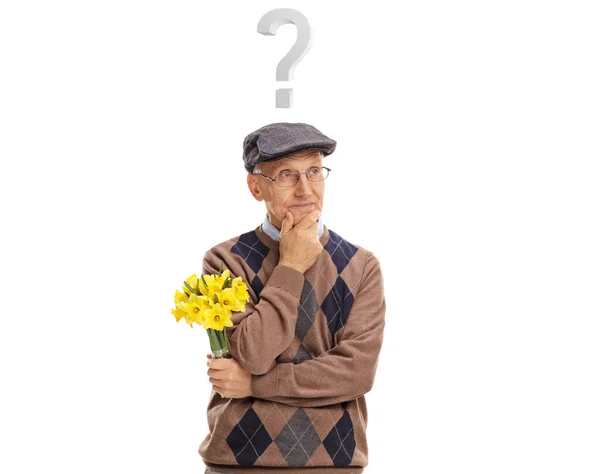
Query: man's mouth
290 203 315 209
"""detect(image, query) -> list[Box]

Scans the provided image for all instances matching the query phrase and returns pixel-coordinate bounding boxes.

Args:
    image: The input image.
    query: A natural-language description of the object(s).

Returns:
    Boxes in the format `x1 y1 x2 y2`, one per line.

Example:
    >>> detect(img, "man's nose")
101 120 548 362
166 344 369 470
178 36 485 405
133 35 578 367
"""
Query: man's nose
295 174 312 194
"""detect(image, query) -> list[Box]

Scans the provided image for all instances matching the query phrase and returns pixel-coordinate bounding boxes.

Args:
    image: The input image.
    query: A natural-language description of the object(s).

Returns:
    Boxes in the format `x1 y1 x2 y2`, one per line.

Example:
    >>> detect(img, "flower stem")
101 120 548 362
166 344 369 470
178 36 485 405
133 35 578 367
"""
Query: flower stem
207 329 220 352
222 330 229 351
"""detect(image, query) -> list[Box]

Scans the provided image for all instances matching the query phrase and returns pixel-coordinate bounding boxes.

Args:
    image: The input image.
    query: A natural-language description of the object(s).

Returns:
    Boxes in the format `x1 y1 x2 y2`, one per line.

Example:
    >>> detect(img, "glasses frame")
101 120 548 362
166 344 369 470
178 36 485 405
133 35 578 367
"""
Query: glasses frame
255 166 332 188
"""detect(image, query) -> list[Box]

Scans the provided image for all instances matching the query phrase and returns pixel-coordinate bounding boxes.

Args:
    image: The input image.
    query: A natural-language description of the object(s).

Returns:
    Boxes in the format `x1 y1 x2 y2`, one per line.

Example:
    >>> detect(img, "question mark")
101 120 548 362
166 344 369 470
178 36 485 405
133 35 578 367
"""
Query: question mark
257 8 312 108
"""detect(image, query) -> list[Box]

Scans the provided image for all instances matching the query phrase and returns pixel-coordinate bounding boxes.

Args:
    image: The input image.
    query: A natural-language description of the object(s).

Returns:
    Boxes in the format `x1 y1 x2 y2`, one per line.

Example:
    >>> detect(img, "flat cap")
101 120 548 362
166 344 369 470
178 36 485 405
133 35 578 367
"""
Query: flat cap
243 122 336 173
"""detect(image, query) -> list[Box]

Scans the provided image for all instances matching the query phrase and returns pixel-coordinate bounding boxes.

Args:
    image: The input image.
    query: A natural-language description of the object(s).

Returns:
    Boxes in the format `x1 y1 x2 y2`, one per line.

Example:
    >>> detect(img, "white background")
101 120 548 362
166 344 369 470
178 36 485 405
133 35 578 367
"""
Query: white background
1 1 599 473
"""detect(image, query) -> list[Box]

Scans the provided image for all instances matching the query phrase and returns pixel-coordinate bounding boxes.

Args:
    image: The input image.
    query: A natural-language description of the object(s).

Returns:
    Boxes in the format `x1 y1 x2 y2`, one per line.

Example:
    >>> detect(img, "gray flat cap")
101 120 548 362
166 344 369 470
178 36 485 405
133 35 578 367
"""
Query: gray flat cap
243 122 336 173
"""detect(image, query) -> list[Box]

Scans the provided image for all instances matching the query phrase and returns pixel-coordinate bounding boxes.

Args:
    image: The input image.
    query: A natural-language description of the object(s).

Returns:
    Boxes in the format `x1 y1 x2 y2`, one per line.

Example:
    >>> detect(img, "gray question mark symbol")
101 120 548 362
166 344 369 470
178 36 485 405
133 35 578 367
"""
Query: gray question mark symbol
257 8 312 108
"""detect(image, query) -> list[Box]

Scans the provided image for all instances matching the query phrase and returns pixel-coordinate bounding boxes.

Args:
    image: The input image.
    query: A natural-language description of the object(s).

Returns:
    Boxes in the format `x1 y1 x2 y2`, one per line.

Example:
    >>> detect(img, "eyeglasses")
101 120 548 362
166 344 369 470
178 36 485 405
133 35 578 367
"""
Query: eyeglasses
255 166 331 187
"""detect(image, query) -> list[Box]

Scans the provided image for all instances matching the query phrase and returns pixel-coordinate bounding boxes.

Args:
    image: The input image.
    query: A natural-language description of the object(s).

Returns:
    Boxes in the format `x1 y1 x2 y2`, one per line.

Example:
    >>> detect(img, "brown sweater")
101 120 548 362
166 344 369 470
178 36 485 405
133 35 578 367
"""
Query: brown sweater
198 223 386 473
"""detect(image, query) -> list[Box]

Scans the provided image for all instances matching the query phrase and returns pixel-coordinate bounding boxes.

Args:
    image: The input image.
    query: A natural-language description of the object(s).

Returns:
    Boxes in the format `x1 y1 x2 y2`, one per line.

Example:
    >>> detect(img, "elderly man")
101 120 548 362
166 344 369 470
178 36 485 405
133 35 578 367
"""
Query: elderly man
199 122 386 474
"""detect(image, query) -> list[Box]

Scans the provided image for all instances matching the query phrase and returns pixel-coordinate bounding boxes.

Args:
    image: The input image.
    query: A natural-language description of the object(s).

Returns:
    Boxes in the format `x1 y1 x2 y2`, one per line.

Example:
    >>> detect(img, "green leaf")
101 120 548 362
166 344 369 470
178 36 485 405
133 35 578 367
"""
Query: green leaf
201 275 208 288
213 293 219 304
183 281 198 296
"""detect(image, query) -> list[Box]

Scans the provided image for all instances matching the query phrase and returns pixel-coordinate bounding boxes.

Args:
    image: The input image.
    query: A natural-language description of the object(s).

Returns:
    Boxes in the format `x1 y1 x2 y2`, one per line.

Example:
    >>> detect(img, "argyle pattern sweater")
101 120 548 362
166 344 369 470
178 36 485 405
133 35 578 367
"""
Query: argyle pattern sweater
198 223 386 474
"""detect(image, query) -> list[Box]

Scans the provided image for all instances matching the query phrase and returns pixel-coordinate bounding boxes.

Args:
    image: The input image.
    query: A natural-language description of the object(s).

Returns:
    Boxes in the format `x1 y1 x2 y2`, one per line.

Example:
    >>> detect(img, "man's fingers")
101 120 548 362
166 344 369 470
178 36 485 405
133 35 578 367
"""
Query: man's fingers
206 358 229 369
209 375 227 384
207 367 227 378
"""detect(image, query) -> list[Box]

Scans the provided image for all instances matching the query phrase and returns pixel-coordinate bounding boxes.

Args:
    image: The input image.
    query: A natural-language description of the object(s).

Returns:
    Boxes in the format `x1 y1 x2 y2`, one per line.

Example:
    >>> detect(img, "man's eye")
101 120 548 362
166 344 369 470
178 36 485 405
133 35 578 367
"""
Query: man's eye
309 167 320 174
280 172 291 178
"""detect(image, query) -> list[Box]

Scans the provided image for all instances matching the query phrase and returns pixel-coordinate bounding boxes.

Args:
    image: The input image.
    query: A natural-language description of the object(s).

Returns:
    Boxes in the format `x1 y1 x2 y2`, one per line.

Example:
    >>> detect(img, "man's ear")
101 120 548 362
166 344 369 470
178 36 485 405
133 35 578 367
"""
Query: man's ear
247 174 264 202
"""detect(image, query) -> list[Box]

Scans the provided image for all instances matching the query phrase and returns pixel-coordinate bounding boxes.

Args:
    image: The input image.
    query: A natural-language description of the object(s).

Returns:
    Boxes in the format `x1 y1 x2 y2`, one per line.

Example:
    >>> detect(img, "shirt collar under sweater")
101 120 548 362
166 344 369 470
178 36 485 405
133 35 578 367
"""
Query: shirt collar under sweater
261 212 325 242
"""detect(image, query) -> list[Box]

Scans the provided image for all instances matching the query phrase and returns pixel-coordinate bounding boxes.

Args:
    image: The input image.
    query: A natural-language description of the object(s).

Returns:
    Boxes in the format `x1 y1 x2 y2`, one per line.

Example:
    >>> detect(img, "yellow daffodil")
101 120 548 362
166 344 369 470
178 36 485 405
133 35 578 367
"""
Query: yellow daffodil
172 289 189 322
171 306 186 323
203 303 233 331
232 277 250 304
220 287 244 312
230 276 242 288
174 289 188 304
214 269 231 289
198 274 212 296
199 274 223 301
184 274 201 295
235 299 247 313
182 293 211 327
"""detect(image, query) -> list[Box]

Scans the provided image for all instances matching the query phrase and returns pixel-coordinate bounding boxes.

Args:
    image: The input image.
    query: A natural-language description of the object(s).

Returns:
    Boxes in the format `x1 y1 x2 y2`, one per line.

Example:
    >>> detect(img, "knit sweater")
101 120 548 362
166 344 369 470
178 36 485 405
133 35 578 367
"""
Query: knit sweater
198 220 386 474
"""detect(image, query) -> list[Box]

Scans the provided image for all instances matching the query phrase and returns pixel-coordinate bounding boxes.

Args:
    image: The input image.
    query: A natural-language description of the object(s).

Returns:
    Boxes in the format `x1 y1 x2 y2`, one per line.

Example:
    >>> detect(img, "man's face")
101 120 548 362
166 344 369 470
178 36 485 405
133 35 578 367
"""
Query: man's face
247 150 325 230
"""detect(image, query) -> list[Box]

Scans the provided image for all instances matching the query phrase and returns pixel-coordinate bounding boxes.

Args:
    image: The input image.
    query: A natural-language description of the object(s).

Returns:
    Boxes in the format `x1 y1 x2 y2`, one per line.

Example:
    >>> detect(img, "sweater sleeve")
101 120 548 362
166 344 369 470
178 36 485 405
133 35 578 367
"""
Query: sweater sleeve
250 251 386 408
202 247 305 375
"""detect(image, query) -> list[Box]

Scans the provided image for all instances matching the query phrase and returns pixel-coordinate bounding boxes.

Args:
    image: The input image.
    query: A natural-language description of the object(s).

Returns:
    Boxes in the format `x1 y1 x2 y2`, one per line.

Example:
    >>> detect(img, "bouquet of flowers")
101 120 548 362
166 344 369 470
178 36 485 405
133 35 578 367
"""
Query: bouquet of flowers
171 265 250 359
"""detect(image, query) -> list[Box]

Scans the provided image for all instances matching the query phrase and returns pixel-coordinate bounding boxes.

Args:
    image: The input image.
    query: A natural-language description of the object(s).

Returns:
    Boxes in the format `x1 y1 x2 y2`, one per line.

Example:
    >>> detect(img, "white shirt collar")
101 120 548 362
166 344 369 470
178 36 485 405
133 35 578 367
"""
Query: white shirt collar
262 212 325 242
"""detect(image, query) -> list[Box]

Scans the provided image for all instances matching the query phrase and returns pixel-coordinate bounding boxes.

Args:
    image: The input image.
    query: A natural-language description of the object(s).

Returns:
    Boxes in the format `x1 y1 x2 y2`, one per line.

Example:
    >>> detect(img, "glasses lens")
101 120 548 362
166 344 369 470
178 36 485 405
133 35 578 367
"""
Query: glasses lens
275 172 299 187
307 166 328 182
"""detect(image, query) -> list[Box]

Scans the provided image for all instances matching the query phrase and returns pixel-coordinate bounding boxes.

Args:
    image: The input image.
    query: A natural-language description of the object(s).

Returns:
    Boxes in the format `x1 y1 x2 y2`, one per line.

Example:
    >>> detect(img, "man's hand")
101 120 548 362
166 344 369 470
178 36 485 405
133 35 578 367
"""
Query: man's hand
206 354 253 399
279 209 323 274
